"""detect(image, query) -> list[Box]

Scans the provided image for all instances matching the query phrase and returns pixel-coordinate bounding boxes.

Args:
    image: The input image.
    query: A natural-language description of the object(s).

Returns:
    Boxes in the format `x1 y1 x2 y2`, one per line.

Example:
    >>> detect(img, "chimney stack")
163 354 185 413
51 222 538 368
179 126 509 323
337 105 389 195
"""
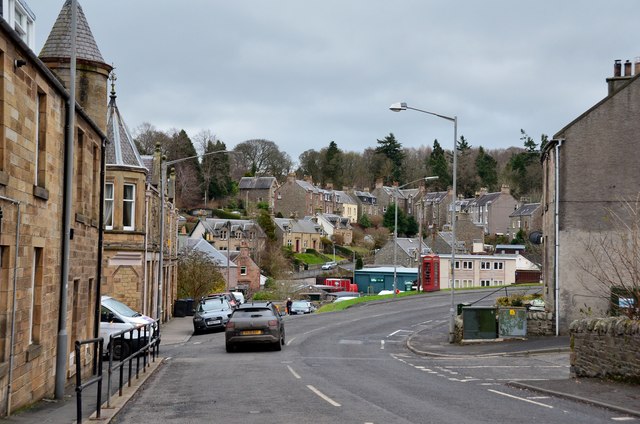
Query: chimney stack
607 58 635 96
635 57 640 76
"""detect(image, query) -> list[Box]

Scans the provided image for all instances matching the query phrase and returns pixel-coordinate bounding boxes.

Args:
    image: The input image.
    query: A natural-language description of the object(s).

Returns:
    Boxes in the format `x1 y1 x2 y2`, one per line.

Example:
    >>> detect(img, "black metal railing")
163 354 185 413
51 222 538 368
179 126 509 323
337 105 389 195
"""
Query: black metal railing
74 320 160 423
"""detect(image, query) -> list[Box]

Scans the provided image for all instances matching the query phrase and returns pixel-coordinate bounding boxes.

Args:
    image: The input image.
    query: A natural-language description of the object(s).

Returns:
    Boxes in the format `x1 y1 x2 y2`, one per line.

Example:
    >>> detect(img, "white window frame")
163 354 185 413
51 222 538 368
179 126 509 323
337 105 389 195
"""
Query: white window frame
493 262 504 270
123 183 135 231
240 266 247 276
104 182 114 230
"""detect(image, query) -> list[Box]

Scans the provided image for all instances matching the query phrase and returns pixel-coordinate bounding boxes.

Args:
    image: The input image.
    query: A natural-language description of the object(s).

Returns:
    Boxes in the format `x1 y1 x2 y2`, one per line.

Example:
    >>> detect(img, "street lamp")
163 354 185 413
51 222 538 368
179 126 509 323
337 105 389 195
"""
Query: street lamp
390 102 458 343
392 176 439 298
157 150 233 321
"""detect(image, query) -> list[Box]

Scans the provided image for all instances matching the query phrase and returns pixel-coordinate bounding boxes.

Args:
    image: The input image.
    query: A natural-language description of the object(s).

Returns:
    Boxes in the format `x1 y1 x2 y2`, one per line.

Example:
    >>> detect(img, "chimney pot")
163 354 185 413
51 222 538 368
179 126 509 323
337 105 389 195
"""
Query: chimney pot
635 57 640 76
624 60 632 77
614 59 622 77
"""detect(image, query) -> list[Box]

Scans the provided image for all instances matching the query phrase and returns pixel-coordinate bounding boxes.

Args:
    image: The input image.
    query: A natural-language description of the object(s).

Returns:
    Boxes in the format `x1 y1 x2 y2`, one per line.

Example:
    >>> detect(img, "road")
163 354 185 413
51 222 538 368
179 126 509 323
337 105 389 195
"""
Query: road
112 289 622 423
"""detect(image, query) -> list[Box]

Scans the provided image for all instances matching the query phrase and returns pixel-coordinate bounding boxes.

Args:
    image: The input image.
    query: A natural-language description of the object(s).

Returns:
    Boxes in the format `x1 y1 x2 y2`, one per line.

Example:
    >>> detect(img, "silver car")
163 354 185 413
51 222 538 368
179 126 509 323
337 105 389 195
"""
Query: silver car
290 300 315 314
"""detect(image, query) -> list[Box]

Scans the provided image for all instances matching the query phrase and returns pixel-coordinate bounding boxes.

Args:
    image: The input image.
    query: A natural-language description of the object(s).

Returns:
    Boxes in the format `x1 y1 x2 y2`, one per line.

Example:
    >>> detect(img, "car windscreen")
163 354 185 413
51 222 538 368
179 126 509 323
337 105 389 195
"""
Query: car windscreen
103 297 140 318
200 298 230 312
233 308 274 317
292 302 308 308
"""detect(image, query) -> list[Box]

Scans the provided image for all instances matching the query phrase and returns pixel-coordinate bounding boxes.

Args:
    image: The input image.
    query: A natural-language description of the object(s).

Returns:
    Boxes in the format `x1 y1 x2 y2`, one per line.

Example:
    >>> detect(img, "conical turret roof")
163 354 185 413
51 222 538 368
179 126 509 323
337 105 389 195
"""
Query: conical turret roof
39 0 106 64
106 74 146 170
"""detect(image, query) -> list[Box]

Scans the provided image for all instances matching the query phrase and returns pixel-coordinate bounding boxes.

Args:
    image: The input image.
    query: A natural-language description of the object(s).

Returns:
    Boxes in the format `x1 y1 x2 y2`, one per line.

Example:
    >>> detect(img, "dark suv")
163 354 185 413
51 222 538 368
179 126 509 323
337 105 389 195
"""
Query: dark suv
225 302 285 352
193 296 234 334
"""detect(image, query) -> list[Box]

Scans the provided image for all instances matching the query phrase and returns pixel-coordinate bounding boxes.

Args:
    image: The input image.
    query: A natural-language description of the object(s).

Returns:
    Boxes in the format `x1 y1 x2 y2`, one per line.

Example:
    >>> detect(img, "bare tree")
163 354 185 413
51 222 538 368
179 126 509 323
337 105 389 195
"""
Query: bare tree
177 248 226 300
232 139 292 181
576 195 640 319
132 122 171 155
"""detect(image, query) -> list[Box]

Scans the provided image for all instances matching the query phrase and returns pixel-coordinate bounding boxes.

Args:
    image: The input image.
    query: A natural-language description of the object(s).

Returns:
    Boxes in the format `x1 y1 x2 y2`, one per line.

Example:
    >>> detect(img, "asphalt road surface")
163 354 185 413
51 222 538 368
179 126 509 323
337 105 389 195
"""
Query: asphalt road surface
112 289 623 423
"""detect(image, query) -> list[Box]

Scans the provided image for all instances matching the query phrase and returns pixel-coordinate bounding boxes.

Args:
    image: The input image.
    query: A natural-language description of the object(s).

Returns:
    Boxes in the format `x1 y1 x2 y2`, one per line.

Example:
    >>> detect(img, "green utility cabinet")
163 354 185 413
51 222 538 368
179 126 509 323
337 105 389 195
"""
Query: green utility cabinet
498 307 527 338
462 306 497 340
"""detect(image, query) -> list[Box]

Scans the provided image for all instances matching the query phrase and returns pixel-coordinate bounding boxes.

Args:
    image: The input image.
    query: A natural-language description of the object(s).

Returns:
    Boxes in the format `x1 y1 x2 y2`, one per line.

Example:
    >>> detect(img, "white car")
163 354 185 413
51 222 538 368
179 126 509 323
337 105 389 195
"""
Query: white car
321 261 337 270
100 296 156 360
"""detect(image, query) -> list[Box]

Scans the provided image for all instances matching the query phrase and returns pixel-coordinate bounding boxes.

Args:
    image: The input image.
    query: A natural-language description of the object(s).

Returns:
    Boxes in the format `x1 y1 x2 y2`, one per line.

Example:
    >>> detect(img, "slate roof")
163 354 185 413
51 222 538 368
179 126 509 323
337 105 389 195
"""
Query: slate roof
396 238 432 257
182 238 235 268
423 191 449 203
39 0 106 64
239 176 277 190
333 191 356 204
353 190 377 204
199 219 266 238
141 156 154 184
510 203 541 218
468 192 502 207
106 89 146 169
274 218 323 234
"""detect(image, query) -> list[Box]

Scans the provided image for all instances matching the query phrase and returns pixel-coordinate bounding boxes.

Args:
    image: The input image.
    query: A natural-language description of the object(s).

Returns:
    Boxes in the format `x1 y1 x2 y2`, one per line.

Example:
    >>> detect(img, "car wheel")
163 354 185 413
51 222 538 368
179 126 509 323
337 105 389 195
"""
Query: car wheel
193 326 200 335
281 329 286 345
225 342 235 353
111 339 130 361
273 340 282 351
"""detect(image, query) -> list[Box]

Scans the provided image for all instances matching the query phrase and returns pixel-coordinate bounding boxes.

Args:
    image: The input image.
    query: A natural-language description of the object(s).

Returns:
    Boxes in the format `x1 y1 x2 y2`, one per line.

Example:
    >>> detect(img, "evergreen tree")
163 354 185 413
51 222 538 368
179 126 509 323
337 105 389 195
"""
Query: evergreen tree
358 213 372 228
375 133 404 184
322 141 343 187
383 203 408 235
427 139 451 190
475 146 498 190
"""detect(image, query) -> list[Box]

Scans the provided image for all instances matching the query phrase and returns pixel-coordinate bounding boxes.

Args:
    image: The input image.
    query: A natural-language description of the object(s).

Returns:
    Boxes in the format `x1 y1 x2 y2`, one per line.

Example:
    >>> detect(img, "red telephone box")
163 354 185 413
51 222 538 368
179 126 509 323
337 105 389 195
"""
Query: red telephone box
421 254 440 292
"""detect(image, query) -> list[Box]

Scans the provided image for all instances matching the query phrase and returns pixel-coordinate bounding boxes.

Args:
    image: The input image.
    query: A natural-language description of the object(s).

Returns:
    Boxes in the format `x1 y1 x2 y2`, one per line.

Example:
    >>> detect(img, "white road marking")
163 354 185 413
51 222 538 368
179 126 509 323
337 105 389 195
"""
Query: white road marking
611 417 636 421
287 336 296 345
380 340 385 350
287 365 301 379
388 329 412 337
488 389 553 409
307 385 341 407
192 341 202 345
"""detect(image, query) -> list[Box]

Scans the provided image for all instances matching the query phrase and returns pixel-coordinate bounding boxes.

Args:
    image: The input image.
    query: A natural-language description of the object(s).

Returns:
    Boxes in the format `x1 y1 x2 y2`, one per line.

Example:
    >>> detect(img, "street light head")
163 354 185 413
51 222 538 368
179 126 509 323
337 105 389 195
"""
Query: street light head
424 176 439 181
389 102 407 112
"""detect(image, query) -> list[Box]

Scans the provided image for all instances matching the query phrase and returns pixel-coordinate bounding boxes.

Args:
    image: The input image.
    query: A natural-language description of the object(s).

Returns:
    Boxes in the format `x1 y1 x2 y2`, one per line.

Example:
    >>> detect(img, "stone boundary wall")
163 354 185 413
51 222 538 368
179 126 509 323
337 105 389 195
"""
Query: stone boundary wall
526 311 555 336
570 317 640 382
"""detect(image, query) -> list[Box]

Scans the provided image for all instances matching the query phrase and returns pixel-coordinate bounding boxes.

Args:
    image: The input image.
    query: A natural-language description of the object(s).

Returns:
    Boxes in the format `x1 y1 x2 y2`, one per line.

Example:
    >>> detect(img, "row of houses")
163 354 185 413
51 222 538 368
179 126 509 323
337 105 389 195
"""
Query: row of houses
0 0 178 415
241 174 542 243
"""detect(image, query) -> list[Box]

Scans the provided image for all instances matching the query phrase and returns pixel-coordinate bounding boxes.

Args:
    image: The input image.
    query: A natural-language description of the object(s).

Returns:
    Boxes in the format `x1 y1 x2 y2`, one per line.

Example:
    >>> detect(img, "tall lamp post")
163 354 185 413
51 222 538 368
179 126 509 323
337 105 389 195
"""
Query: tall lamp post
158 150 232 321
390 102 458 343
392 176 439 298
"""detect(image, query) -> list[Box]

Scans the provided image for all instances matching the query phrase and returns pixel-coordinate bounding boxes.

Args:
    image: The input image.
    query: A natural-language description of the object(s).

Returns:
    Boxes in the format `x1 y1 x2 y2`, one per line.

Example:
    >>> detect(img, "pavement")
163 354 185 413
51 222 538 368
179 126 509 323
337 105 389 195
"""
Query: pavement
3 316 639 423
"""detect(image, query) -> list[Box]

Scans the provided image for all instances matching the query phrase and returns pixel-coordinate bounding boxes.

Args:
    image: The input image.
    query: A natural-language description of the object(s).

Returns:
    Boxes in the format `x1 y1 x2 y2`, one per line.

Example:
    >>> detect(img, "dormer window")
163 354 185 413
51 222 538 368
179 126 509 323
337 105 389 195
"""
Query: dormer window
7 0 35 49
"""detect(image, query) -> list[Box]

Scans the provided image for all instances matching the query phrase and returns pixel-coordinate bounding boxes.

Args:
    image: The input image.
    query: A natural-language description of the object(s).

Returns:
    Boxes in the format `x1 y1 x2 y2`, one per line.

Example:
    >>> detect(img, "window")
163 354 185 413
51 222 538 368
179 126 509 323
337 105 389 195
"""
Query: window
13 0 35 48
104 183 114 229
462 261 473 270
123 183 135 230
493 262 504 270
481 261 490 270
76 131 84 212
30 247 43 345
287 239 292 247
221 230 228 240
240 266 247 276
481 280 491 287
35 92 47 187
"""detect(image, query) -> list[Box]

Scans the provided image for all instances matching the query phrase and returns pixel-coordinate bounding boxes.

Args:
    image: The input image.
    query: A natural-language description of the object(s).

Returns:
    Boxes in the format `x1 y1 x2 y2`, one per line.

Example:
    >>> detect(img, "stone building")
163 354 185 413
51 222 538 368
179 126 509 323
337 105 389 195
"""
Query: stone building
508 202 541 241
465 185 518 236
104 80 178 322
228 242 261 295
0 0 107 414
238 176 278 212
273 217 324 253
541 59 640 334
274 174 323 218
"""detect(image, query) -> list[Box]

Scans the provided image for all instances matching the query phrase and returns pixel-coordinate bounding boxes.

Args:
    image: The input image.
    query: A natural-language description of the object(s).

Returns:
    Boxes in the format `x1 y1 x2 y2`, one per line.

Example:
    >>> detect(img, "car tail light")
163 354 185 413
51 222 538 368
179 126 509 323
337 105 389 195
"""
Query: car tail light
226 321 234 329
267 320 278 328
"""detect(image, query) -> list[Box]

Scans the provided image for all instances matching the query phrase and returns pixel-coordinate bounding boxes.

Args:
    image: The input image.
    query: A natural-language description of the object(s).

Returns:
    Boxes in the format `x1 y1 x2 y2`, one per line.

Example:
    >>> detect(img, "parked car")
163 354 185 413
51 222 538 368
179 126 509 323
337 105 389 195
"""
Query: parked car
321 261 337 270
290 301 315 314
193 296 234 334
207 292 241 309
230 291 245 304
100 296 156 360
225 302 285 352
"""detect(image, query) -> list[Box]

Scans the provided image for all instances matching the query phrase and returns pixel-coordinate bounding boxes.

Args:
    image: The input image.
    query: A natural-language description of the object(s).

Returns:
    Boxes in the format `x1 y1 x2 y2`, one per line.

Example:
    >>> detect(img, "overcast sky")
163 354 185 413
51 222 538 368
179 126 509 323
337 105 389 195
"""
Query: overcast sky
31 1 640 164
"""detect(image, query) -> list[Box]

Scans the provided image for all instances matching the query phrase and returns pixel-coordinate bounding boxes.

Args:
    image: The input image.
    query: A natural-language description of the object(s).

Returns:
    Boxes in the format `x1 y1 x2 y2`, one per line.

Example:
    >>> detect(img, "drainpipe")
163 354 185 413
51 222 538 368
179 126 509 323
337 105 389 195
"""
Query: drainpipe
554 139 564 336
143 185 150 315
93 136 107 374
55 0 77 400
0 195 20 416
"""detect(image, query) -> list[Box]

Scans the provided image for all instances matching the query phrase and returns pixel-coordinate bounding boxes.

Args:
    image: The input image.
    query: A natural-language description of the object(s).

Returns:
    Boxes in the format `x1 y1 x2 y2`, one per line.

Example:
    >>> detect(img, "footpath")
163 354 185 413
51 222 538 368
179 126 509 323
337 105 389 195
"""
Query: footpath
3 316 639 423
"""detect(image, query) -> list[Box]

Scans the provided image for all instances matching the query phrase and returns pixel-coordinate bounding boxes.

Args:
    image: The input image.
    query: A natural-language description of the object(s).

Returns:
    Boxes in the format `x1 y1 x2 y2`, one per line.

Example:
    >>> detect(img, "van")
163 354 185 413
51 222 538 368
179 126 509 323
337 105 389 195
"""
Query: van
100 296 156 360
